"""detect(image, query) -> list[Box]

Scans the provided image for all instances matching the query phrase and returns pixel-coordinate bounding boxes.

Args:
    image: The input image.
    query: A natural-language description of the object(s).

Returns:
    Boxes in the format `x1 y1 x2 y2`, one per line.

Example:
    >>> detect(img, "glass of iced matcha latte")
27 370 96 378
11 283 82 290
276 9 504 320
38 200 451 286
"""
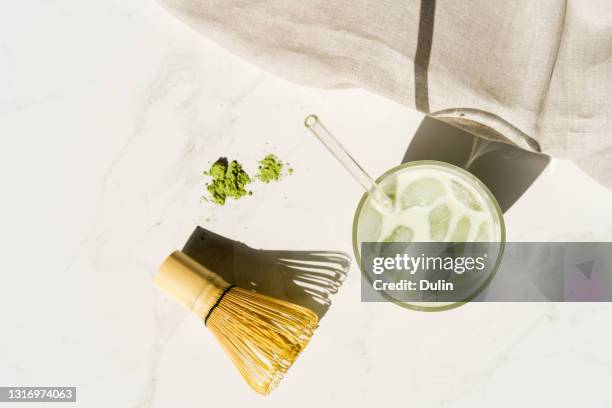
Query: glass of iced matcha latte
353 160 505 311
304 115 505 311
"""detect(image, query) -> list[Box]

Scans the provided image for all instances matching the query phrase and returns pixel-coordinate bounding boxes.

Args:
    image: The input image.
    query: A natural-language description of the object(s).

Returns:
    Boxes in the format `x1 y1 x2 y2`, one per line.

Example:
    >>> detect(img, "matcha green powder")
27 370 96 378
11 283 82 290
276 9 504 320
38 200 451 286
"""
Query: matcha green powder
257 154 287 183
204 154 292 205
205 158 252 205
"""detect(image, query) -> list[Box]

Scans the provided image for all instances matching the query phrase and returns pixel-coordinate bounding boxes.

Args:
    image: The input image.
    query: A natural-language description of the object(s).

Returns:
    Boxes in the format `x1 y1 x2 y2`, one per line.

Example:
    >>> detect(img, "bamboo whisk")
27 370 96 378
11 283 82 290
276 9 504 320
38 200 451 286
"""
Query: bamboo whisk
154 251 319 395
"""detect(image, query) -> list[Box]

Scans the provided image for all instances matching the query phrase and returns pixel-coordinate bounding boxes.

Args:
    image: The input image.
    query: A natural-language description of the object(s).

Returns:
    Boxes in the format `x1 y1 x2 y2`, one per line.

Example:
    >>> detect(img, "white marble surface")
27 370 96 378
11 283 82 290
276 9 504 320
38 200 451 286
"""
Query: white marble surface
2 1 612 407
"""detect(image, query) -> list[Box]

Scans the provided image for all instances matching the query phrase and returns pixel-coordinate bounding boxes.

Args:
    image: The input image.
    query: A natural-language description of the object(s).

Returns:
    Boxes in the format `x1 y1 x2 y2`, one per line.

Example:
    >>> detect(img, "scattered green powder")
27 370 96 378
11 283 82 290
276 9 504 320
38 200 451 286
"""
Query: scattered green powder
204 158 252 205
204 153 293 205
257 154 285 183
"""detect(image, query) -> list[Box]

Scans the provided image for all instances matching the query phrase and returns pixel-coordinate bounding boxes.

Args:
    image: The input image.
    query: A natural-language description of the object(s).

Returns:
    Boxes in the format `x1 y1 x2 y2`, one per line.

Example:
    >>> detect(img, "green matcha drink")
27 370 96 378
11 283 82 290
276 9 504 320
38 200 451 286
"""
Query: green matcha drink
303 116 504 309
353 160 505 310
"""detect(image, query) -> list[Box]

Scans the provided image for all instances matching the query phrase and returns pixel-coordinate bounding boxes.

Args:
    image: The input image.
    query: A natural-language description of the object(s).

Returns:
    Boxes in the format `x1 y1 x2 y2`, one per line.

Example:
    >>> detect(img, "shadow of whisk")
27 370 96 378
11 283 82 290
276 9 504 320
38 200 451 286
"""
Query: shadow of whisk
182 226 350 319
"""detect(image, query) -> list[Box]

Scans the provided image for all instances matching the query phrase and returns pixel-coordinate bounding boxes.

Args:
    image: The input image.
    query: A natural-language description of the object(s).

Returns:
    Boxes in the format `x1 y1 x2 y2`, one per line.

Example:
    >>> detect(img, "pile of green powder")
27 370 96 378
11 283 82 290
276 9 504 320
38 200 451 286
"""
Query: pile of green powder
257 154 292 183
204 158 252 205
204 154 292 205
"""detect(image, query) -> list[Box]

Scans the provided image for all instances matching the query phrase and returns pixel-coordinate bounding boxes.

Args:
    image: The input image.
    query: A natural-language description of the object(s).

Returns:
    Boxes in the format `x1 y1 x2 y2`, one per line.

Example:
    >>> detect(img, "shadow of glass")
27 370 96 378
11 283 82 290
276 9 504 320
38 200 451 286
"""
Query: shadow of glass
182 226 350 319
402 116 550 212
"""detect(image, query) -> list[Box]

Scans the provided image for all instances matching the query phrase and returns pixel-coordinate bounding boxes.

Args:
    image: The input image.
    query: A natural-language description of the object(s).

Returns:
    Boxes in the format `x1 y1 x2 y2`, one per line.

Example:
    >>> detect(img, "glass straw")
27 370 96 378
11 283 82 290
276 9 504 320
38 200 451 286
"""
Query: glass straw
304 114 393 211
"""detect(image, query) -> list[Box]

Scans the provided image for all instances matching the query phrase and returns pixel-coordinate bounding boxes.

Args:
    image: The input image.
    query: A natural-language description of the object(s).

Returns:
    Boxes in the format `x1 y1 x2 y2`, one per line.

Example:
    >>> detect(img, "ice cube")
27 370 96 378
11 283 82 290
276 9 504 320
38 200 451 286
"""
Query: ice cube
384 225 414 242
400 177 445 209
429 204 451 241
450 215 471 242
381 176 397 207
475 221 491 242
451 180 482 211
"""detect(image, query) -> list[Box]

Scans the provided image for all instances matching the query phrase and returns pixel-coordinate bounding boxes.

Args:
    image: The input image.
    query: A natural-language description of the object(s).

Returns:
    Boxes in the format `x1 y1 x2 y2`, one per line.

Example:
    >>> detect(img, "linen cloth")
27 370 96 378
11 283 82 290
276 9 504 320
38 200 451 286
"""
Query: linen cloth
157 0 612 187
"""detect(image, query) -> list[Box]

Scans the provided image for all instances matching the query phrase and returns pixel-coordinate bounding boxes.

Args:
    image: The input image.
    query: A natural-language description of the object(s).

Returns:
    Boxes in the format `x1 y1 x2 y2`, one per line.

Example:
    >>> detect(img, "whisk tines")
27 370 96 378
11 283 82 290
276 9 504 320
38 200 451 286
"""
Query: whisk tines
154 251 319 395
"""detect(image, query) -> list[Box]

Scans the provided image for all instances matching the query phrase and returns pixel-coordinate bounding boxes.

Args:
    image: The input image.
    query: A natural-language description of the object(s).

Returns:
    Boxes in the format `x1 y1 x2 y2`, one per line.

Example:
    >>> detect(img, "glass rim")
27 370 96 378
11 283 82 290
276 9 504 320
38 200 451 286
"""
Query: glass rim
352 160 506 312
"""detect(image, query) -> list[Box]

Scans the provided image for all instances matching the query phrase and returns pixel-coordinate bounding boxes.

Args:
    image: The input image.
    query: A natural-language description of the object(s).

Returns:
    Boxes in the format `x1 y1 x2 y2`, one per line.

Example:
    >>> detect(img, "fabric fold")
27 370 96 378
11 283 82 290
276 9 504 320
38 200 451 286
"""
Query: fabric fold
157 0 612 187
